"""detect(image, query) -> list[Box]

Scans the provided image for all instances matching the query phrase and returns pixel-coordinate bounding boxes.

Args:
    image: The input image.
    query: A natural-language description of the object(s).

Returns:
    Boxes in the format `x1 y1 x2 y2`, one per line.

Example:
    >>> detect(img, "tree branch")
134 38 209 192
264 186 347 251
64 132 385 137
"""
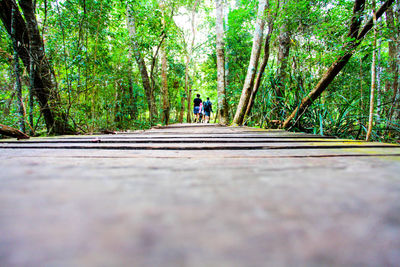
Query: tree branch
0 124 30 139
282 0 394 129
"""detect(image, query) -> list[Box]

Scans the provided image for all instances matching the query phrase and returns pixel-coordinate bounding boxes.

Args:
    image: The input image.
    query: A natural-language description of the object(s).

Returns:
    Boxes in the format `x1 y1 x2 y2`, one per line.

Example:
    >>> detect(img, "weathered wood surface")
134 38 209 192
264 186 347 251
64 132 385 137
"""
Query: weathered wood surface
1 124 400 266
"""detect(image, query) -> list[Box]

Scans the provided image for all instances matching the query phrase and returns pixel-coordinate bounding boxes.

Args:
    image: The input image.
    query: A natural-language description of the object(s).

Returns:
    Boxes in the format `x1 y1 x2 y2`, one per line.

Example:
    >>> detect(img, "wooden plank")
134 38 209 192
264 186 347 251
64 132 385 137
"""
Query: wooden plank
0 142 398 150
1 132 338 139
0 124 399 267
1 147 400 158
0 138 358 144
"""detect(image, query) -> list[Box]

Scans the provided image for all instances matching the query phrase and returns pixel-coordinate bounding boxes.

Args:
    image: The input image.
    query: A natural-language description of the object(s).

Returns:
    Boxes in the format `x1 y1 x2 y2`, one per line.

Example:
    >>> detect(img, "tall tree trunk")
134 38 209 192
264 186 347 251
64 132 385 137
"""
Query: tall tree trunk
126 4 156 124
376 41 382 122
160 37 169 125
224 3 230 115
232 0 268 125
366 0 378 141
159 3 170 125
275 21 291 103
185 53 191 123
20 0 69 134
125 5 138 122
0 0 74 134
282 0 395 129
11 4 25 133
386 3 400 121
395 0 400 121
149 57 158 123
179 92 185 123
184 0 200 123
359 57 364 125
29 43 34 135
215 0 228 125
245 6 274 121
90 2 103 133
114 83 120 124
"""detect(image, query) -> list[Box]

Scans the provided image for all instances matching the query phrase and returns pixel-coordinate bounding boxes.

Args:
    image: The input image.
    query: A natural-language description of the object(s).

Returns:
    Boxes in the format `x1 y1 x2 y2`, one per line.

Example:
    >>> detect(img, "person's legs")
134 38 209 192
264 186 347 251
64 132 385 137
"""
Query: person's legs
204 111 210 123
193 106 200 122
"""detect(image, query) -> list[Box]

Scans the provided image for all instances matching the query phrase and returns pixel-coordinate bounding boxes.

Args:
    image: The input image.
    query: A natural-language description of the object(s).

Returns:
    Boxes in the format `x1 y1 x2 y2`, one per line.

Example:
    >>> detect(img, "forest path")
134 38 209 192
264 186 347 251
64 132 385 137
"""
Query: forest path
1 123 400 266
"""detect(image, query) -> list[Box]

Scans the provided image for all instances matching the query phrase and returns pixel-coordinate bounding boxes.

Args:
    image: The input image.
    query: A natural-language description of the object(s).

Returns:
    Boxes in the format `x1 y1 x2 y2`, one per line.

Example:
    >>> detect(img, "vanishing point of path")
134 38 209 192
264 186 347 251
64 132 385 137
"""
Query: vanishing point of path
1 124 400 266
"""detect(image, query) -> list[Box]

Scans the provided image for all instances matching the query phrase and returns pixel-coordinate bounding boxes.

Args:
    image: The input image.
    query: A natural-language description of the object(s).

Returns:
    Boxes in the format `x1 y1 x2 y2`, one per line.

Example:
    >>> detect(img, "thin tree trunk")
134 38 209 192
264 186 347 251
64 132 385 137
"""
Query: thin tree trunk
386 3 400 121
29 44 34 135
185 53 191 122
245 7 274 121
11 4 25 133
376 41 382 122
385 5 397 94
224 3 230 118
188 76 194 122
215 0 228 125
127 4 156 124
282 0 394 129
160 2 170 125
171 80 179 122
395 0 400 121
90 1 104 132
149 56 159 122
233 0 268 125
366 0 377 141
160 37 169 125
126 6 137 122
359 57 364 124
184 0 200 123
179 93 185 123
275 21 291 103
114 83 120 124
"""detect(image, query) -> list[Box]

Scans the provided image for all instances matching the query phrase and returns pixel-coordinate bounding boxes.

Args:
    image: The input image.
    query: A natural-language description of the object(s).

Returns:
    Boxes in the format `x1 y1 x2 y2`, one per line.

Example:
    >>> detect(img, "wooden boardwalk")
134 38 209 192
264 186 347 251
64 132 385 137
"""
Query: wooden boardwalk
1 124 400 266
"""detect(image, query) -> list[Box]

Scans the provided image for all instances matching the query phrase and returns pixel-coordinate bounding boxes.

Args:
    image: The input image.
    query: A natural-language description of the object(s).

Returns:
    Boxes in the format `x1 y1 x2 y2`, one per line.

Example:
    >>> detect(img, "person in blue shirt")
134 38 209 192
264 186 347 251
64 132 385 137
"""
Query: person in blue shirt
203 97 213 123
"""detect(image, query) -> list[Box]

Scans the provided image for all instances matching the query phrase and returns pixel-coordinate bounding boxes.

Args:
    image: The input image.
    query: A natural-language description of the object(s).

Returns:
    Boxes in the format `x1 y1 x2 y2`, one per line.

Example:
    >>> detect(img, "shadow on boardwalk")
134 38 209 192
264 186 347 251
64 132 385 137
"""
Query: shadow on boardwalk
0 124 400 266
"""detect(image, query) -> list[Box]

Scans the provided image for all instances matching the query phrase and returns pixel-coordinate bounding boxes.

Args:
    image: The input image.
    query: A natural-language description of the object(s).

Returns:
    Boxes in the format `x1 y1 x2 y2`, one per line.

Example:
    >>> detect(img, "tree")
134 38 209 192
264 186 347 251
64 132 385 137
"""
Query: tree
282 0 395 129
160 1 170 125
182 0 201 123
274 19 291 117
366 0 378 141
386 3 400 122
0 0 74 134
126 2 158 124
244 4 275 121
215 0 228 124
233 0 268 126
10 3 24 133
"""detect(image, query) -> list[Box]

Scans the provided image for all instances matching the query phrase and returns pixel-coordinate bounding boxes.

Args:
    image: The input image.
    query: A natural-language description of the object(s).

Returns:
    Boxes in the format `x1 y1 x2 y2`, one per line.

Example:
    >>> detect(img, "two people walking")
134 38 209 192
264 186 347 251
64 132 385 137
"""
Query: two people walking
193 94 213 123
